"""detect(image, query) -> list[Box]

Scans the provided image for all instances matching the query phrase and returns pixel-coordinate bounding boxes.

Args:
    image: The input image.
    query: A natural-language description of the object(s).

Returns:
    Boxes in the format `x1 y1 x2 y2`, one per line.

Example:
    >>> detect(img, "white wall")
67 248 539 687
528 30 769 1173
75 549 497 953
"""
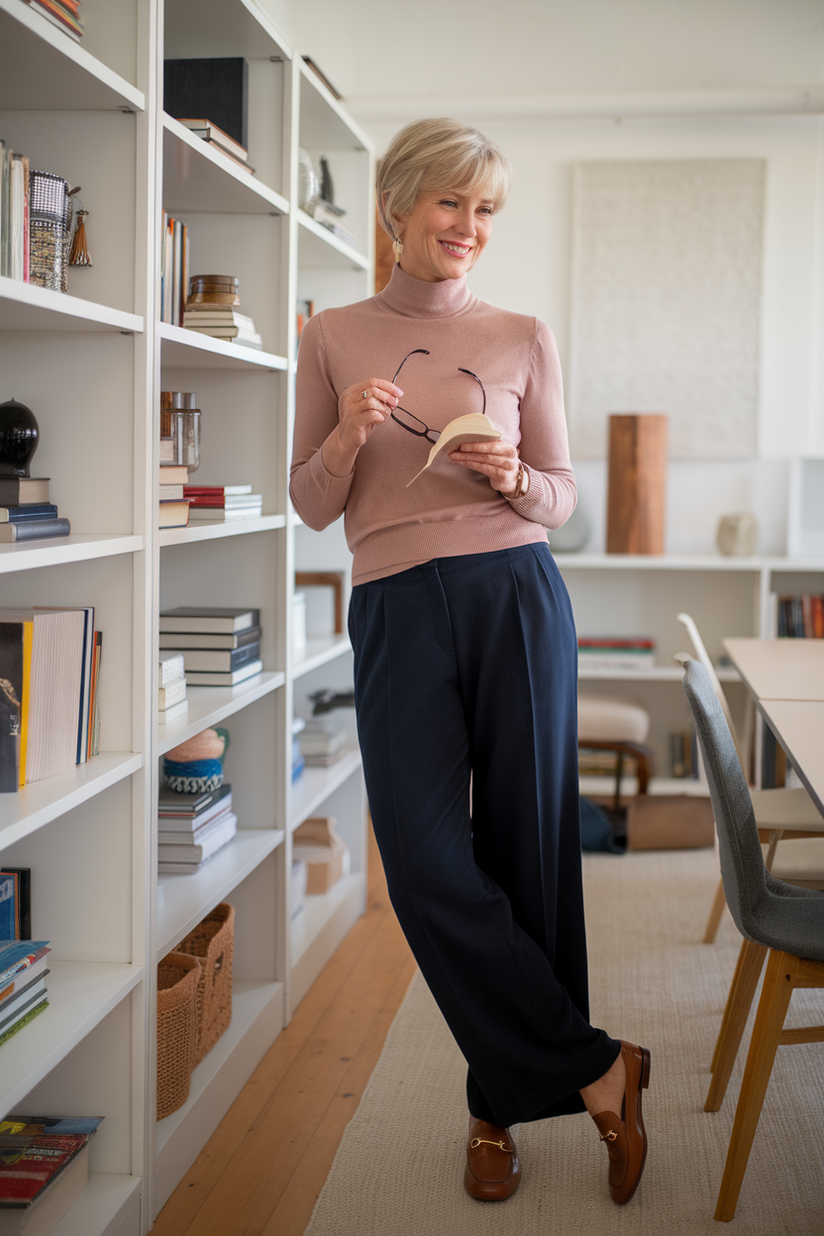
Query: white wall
264 0 824 553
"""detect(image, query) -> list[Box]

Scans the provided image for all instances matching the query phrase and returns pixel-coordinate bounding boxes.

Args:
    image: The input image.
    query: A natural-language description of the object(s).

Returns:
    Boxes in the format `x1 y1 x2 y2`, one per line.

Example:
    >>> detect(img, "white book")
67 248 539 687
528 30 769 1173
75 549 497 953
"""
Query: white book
158 697 189 722
158 676 187 708
158 652 185 685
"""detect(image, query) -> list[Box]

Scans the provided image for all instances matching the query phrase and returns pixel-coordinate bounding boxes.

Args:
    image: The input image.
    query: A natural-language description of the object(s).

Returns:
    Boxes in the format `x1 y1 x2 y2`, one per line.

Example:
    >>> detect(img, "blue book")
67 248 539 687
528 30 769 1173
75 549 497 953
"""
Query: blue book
0 505 58 523
0 870 29 940
0 941 50 988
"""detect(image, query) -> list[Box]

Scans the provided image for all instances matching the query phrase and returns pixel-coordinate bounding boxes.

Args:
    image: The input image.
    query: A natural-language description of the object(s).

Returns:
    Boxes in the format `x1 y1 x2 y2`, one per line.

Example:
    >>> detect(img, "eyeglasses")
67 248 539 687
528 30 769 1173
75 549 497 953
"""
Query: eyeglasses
390 349 486 444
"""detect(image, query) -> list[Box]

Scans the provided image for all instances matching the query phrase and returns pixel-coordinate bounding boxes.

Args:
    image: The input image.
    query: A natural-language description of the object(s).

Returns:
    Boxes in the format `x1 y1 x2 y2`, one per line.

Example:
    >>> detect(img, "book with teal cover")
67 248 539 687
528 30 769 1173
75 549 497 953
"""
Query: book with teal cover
0 942 50 988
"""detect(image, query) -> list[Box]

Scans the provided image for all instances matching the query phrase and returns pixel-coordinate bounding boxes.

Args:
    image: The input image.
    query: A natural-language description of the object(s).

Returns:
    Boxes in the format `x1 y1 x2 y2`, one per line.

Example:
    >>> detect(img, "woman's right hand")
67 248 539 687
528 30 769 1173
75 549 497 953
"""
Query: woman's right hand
323 379 403 476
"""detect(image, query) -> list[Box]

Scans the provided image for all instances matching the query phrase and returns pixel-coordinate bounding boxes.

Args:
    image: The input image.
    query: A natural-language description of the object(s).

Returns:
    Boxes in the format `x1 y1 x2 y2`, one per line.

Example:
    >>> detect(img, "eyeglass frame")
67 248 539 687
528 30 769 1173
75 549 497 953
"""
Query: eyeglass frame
389 349 486 445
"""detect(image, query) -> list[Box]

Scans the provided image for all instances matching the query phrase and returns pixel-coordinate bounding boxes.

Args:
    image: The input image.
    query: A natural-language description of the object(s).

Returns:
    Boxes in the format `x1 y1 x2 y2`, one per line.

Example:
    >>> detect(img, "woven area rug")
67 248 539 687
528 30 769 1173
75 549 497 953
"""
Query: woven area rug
304 848 824 1235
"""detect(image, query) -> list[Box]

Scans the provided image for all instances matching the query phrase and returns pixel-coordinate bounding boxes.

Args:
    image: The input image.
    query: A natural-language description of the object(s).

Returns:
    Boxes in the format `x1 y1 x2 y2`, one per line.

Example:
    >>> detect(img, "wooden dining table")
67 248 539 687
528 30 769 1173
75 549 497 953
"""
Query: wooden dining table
723 637 824 816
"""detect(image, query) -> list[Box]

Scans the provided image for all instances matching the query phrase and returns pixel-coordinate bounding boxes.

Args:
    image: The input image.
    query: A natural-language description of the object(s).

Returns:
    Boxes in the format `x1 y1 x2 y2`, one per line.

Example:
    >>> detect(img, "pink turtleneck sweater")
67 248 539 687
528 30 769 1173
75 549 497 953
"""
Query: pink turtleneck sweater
290 264 577 585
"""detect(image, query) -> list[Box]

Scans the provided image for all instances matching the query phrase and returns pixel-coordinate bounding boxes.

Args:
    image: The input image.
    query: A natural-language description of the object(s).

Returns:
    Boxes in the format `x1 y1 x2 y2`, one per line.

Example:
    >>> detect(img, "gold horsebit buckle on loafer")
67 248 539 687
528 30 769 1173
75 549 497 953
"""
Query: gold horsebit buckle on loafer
470 1137 512 1152
599 1129 618 1142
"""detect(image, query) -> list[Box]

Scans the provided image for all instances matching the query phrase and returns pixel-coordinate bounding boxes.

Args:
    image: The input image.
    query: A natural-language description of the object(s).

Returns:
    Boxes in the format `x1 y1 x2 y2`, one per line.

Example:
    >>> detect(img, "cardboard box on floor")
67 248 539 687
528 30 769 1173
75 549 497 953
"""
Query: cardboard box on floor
625 794 715 850
292 816 349 892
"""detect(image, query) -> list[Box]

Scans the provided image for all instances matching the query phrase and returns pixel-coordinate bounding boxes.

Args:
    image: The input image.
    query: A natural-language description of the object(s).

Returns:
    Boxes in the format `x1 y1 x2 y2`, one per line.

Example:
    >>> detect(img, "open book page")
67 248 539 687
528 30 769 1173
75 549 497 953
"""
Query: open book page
407 414 502 486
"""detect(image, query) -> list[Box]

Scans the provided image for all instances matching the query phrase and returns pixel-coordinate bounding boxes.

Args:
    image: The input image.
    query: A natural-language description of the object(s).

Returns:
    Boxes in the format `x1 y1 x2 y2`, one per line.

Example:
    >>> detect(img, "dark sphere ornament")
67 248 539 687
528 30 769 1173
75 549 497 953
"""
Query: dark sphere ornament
0 398 39 477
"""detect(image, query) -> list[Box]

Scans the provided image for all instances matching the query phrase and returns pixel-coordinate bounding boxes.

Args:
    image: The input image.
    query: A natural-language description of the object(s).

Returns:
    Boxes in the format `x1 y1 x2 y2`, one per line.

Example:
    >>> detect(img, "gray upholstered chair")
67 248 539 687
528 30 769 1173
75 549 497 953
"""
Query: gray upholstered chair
681 659 824 1222
676 612 824 942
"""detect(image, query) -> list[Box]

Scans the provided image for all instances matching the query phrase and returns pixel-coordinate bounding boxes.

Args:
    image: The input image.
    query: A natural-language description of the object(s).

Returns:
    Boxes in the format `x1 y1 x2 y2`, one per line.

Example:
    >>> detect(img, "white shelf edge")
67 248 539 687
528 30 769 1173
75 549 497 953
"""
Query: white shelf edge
555 552 824 571
579 776 709 797
297 209 369 269
577 665 740 682
0 0 145 111
155 978 284 1158
0 961 143 1114
158 321 288 370
162 113 290 215
0 276 143 333
291 634 352 678
297 58 372 151
0 534 144 575
49 1173 141 1236
0 753 143 848
157 829 286 958
289 747 362 832
156 672 286 754
158 514 287 547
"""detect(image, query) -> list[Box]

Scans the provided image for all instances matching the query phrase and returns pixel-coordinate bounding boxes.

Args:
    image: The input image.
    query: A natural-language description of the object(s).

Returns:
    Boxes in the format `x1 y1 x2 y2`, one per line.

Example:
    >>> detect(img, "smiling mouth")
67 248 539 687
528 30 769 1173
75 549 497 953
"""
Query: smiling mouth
440 240 471 256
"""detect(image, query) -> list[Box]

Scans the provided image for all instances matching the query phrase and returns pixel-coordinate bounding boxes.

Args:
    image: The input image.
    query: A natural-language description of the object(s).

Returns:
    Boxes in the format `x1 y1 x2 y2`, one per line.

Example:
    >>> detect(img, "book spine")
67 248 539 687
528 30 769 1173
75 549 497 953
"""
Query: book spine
1 505 59 521
2 517 70 542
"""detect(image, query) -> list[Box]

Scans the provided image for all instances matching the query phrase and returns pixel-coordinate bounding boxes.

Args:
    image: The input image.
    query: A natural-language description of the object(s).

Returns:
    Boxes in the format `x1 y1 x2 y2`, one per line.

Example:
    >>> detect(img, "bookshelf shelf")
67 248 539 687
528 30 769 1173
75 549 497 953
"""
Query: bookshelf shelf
0 753 143 849
579 775 710 798
578 665 741 682
158 322 288 370
290 872 365 968
164 0 291 61
289 748 363 833
156 672 286 754
50 1173 142 1236
0 961 143 1115
158 514 287 547
0 534 144 575
153 978 285 1211
292 633 352 679
0 276 143 333
297 210 370 270
162 115 290 216
0 0 144 112
157 828 286 957
298 62 370 151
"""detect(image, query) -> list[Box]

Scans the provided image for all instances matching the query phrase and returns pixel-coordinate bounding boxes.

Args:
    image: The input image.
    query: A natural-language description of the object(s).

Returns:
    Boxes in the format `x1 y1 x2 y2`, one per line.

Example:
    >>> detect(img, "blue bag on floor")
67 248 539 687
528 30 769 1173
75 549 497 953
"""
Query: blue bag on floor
580 797 624 853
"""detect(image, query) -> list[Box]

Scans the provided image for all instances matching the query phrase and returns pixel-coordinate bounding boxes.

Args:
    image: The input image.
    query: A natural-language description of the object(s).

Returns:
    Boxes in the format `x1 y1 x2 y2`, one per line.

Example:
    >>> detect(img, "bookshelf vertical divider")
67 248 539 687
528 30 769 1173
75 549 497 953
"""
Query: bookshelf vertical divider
0 2 373 1233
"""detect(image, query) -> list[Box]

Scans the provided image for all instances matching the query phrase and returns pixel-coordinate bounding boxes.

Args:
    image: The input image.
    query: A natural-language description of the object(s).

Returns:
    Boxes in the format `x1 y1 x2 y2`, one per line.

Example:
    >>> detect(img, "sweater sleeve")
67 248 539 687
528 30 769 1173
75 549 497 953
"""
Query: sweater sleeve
289 314 354 530
505 320 577 528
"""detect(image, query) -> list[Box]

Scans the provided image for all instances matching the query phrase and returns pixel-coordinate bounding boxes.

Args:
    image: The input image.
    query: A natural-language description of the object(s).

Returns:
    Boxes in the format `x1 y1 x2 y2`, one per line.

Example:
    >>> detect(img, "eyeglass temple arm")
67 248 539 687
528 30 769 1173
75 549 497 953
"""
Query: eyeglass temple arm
458 368 486 416
391 349 430 385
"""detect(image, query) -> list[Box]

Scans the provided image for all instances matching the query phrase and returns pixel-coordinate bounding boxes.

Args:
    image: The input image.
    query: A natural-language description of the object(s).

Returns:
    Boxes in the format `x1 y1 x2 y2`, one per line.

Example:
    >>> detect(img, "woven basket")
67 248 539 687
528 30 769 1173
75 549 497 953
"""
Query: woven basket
157 950 201 1120
178 903 234 1064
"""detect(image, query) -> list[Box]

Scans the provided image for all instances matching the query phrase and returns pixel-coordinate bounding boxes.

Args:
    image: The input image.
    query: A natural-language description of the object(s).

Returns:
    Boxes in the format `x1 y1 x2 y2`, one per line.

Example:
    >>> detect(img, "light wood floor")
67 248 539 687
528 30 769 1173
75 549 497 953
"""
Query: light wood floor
151 829 415 1236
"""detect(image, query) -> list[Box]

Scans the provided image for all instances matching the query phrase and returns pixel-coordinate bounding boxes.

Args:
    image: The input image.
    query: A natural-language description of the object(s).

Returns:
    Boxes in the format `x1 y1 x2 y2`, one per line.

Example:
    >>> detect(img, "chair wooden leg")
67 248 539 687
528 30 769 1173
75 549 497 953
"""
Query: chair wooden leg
703 878 727 943
706 939 767 1104
714 950 796 1222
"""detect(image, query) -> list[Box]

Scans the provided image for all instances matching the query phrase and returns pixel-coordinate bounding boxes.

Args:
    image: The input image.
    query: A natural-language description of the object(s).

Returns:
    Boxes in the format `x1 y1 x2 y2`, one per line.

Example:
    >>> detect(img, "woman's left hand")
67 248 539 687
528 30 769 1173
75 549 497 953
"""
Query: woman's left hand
448 439 528 497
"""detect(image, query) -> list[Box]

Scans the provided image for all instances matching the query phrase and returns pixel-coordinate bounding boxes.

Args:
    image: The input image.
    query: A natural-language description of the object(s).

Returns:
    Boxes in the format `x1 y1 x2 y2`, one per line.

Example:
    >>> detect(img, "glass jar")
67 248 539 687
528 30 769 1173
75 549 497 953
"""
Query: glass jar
160 392 201 472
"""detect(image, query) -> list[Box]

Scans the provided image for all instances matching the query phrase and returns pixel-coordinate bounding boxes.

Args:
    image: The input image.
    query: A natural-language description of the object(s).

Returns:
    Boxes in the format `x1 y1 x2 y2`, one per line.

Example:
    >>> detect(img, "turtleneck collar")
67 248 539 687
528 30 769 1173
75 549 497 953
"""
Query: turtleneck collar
378 262 474 318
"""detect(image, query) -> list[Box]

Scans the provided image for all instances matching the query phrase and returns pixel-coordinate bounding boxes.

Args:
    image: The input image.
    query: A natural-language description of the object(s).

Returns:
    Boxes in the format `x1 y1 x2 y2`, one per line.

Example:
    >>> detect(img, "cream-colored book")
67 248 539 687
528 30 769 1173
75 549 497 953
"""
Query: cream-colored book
406 414 501 486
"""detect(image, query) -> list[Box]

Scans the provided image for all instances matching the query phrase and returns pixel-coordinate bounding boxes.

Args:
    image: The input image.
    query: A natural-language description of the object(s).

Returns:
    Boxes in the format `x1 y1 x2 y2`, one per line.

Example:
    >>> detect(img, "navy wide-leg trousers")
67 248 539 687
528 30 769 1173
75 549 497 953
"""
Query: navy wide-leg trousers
349 542 620 1129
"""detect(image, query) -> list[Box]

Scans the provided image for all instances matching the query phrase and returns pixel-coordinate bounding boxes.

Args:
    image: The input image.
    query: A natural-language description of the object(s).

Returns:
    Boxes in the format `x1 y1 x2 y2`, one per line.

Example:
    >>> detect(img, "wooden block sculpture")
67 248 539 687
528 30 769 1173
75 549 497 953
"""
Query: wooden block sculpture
606 413 667 554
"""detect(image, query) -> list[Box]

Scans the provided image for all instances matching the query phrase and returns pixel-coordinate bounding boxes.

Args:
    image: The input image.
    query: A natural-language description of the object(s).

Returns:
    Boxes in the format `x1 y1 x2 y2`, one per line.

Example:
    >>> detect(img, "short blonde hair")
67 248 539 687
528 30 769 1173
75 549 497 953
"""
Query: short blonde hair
376 118 512 240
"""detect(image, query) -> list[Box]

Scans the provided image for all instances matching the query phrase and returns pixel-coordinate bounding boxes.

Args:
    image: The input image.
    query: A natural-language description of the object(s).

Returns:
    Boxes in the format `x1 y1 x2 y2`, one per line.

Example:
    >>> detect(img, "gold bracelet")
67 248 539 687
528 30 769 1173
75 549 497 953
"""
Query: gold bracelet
509 462 525 500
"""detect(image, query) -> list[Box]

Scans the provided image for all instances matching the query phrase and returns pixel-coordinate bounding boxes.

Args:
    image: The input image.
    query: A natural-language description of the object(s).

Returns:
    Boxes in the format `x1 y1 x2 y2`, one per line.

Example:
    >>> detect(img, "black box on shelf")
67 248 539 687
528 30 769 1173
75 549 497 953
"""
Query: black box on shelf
164 58 249 150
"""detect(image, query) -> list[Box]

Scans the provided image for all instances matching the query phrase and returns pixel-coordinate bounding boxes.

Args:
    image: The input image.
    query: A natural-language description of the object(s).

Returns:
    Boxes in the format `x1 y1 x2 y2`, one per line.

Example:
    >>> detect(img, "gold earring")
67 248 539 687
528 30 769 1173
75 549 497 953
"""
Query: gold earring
392 237 403 263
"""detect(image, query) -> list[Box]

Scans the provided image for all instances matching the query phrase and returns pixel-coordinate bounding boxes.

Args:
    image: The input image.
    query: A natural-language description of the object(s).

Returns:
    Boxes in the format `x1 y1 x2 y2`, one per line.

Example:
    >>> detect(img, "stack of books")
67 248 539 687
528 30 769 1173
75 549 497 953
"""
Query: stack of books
311 201 358 250
158 652 187 721
182 306 263 350
25 0 84 41
160 210 189 327
0 476 70 544
158 782 237 874
0 942 50 1047
671 729 700 779
0 1116 102 1234
298 719 347 767
775 592 824 638
0 606 101 786
175 119 255 175
183 485 263 522
577 637 656 671
159 464 190 529
159 607 263 686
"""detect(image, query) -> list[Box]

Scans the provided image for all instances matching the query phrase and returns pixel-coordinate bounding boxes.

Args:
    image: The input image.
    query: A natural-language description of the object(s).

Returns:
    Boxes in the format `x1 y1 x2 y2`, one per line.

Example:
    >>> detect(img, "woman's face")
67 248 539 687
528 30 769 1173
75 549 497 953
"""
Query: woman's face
395 189 494 283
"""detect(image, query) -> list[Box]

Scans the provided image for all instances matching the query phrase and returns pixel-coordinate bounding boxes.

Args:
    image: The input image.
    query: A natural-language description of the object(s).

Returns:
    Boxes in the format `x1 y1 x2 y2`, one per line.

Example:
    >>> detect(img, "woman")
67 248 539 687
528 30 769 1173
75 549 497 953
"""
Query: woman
290 118 649 1206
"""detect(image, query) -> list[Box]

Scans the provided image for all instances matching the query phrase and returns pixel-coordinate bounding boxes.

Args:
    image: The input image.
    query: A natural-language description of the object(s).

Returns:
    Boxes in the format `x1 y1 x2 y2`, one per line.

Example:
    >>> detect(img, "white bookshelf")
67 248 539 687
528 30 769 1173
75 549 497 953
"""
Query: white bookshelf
0 1 373 1232
558 553 824 784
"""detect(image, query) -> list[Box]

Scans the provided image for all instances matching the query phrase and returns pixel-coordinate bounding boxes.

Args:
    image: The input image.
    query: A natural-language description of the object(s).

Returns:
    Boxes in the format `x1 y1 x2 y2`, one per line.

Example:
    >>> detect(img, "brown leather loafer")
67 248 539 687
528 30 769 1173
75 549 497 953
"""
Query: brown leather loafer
592 1041 651 1205
463 1116 521 1201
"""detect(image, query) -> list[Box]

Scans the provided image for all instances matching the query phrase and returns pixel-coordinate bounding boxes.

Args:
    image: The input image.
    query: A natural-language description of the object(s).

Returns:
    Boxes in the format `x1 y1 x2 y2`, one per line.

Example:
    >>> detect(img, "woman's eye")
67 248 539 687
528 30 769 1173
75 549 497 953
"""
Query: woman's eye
440 199 458 208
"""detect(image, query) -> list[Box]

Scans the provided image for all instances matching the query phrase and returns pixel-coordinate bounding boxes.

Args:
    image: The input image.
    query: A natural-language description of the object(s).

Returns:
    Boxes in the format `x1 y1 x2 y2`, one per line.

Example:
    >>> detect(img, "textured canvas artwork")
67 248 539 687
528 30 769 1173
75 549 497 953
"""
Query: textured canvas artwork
568 159 765 459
